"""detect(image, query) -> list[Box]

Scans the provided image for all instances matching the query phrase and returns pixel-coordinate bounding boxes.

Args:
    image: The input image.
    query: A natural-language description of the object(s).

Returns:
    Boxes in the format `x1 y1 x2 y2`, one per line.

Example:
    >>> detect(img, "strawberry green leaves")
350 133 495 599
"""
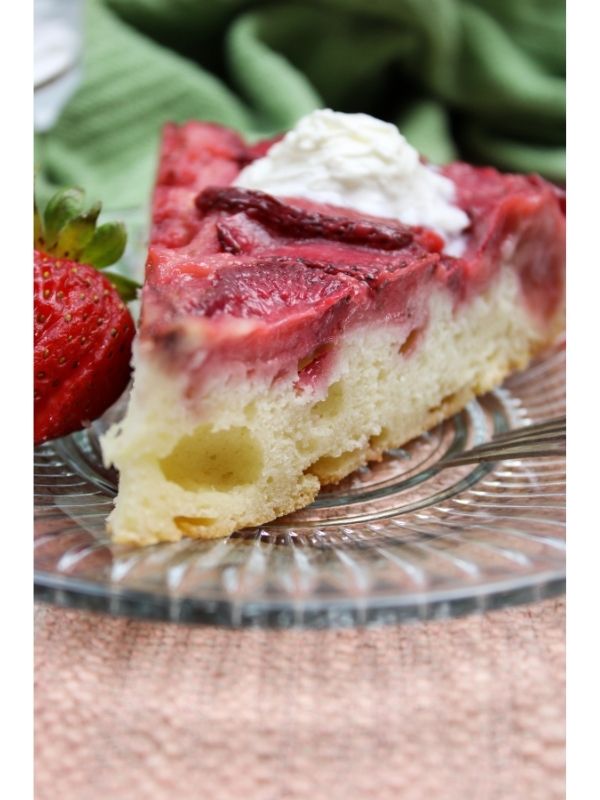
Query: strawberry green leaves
53 202 101 260
34 199 44 250
43 187 85 250
36 188 126 266
80 222 127 269
100 270 139 302
34 187 139 302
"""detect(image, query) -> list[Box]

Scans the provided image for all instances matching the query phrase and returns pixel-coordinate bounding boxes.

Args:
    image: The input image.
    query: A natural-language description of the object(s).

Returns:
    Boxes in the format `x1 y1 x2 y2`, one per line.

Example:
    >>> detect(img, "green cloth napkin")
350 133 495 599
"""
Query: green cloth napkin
37 0 565 209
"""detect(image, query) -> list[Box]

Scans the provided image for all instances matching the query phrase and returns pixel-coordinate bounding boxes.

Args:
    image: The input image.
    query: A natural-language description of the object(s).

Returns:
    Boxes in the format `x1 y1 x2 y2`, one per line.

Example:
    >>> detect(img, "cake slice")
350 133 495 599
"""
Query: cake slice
101 111 565 545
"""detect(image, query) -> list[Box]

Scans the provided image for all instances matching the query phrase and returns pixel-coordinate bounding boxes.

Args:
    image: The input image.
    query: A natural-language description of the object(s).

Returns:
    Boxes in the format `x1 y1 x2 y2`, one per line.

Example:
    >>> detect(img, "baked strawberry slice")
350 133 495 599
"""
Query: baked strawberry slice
34 188 138 445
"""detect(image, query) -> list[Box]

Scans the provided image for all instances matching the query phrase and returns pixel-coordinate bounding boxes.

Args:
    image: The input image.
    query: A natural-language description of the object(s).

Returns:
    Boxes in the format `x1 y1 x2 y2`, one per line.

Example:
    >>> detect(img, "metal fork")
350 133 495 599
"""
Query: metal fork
438 415 566 468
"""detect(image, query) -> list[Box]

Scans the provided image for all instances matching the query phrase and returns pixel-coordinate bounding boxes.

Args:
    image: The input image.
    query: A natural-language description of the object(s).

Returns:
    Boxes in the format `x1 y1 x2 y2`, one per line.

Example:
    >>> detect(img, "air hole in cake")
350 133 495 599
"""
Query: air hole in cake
160 425 263 491
307 447 362 481
311 380 345 419
174 516 217 536
399 327 424 357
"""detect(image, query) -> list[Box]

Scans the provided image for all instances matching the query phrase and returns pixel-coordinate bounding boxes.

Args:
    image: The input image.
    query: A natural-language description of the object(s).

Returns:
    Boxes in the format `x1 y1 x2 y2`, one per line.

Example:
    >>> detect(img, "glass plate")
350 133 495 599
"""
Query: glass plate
34 344 565 628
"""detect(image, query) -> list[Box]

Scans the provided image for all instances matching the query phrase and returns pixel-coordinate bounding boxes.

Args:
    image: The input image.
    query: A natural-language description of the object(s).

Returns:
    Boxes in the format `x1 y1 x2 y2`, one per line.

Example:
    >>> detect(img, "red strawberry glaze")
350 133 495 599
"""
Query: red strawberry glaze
442 163 565 318
140 121 565 394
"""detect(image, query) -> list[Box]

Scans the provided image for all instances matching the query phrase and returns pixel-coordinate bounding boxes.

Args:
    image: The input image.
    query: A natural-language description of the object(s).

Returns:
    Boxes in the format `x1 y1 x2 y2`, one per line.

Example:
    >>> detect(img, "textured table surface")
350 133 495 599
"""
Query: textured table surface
34 598 565 800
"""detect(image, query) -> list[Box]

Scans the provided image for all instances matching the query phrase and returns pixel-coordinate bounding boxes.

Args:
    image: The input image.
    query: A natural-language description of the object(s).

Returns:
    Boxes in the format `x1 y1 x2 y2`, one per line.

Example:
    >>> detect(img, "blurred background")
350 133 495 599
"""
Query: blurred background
35 0 565 210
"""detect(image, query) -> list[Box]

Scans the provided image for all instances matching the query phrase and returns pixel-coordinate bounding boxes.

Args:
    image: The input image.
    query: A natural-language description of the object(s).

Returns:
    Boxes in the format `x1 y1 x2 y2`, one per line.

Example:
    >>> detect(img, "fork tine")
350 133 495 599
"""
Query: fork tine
438 415 566 468
457 426 565 456
442 441 565 467
490 416 565 444
483 429 566 449
457 436 565 458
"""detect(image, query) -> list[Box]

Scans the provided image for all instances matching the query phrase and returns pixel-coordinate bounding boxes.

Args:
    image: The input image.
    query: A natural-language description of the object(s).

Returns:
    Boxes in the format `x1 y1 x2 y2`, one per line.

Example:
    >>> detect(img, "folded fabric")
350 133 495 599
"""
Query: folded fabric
36 0 565 209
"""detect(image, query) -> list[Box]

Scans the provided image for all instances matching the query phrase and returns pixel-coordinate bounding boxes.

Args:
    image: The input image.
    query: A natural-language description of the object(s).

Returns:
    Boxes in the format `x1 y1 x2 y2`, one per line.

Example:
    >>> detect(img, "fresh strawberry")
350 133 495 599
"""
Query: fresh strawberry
34 188 139 444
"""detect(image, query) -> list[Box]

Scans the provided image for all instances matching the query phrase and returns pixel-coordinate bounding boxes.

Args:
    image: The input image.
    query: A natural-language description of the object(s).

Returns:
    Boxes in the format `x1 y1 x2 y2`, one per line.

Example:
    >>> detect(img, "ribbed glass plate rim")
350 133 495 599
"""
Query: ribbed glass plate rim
34 569 566 629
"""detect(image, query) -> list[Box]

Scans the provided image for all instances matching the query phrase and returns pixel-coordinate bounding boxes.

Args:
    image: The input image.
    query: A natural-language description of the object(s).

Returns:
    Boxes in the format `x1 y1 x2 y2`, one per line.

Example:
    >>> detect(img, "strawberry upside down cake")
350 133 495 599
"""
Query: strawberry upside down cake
101 110 565 545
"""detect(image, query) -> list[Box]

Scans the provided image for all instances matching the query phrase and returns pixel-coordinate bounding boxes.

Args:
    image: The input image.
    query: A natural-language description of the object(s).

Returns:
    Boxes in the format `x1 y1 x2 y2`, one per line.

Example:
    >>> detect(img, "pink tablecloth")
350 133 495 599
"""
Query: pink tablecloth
35 597 565 800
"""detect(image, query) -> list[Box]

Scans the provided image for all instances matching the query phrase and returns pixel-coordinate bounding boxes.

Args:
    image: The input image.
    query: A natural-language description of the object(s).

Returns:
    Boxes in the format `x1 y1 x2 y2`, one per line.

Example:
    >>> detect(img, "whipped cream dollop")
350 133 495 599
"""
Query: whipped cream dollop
235 109 468 248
